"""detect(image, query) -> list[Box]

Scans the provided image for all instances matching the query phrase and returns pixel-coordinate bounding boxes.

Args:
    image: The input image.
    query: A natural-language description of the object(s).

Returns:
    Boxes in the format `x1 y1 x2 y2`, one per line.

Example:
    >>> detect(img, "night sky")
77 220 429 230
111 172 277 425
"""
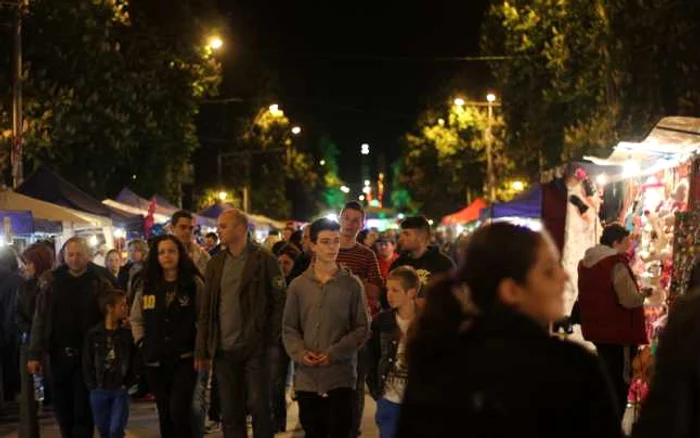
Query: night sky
197 0 493 200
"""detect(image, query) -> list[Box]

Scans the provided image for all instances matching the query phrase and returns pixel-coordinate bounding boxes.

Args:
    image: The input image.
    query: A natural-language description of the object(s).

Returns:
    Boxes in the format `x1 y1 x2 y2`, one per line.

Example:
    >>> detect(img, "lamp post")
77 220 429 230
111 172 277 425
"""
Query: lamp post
485 93 497 201
11 0 25 188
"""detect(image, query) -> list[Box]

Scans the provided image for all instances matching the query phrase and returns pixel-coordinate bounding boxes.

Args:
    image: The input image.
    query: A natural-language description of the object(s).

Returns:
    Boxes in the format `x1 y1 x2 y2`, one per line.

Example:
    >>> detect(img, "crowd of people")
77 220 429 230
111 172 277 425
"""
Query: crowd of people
1 199 699 438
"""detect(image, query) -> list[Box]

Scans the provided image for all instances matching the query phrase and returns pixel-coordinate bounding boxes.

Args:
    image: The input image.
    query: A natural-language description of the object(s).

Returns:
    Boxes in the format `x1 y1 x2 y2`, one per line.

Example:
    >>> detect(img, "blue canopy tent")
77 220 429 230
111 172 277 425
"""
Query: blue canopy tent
18 166 142 232
480 185 543 221
0 210 63 236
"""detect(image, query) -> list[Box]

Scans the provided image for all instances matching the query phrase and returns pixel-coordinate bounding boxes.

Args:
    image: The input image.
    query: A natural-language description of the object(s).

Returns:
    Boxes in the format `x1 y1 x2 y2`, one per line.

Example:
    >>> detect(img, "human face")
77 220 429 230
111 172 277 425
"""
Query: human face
365 230 379 248
109 296 129 321
398 228 423 253
173 217 195 245
218 213 245 246
204 237 216 250
157 239 180 272
377 240 396 259
499 239 568 326
386 278 415 310
340 209 364 239
278 254 295 277
311 230 341 264
282 228 293 241
64 242 89 274
128 245 144 264
106 253 121 275
23 261 36 280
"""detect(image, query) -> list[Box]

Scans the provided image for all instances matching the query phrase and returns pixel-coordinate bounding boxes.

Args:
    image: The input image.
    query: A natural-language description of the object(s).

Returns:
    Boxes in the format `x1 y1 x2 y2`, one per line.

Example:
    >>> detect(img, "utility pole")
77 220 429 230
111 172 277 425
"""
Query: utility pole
11 0 24 188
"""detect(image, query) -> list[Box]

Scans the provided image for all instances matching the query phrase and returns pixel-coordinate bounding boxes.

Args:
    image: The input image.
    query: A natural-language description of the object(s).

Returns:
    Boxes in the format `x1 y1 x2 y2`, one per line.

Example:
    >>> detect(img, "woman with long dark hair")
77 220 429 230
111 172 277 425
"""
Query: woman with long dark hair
130 235 204 438
17 243 54 438
396 223 620 438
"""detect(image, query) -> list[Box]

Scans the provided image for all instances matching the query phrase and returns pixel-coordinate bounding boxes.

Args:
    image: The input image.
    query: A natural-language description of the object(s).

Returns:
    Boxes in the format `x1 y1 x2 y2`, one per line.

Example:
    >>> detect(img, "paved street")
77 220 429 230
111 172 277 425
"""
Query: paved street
0 394 379 438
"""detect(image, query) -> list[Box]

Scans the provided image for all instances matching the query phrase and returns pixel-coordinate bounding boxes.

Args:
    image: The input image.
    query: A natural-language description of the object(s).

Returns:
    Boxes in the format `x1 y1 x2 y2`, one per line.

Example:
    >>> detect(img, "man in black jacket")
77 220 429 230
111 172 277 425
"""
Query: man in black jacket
195 209 286 438
28 237 113 438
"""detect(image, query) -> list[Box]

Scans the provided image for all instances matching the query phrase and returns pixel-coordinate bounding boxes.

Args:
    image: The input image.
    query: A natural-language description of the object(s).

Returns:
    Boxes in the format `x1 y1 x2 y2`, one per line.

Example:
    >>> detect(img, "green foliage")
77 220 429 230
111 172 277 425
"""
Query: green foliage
0 0 221 201
482 0 616 175
397 101 513 219
317 137 346 212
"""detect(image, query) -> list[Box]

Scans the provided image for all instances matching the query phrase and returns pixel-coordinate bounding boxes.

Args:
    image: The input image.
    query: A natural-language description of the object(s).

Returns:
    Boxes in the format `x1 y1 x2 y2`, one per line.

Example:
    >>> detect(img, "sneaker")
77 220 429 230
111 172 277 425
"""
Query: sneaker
204 420 221 435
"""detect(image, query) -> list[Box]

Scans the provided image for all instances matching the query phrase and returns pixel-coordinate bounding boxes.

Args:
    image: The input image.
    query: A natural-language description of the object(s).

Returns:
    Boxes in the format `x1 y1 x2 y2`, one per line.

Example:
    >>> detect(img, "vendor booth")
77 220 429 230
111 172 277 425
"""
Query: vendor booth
198 203 286 241
441 198 488 226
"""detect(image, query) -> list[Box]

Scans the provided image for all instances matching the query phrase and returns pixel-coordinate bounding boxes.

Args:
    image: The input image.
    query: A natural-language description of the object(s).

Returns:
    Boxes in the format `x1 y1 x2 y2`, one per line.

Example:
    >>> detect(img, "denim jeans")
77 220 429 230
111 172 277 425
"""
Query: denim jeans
375 398 401 438
215 349 273 438
89 388 130 438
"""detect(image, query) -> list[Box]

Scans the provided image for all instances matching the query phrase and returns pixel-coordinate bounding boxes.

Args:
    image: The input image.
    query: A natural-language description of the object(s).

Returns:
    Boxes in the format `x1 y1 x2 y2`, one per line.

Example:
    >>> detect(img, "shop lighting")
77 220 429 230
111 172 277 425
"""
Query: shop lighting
364 180 370 186
88 235 99 247
340 186 350 194
596 174 608 186
0 235 5 247
359 195 365 201
362 187 371 194
113 228 126 239
397 213 405 220
622 160 641 178
512 181 525 191
456 225 465 235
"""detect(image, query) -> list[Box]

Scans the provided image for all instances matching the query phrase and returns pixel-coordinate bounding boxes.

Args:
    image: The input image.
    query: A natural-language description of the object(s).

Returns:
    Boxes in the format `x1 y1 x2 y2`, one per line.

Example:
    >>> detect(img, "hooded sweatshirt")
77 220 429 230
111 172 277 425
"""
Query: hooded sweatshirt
580 245 644 309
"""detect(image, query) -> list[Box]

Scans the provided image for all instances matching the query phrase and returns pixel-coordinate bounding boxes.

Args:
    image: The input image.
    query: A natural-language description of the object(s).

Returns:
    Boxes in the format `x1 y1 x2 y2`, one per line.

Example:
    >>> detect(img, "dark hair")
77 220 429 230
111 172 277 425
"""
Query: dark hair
408 223 544 373
99 289 127 315
289 230 303 251
143 235 202 293
205 232 218 242
401 216 431 234
601 223 629 247
277 243 301 261
309 218 341 243
22 243 54 278
388 266 421 293
0 246 19 277
357 229 370 245
171 210 193 227
341 201 365 218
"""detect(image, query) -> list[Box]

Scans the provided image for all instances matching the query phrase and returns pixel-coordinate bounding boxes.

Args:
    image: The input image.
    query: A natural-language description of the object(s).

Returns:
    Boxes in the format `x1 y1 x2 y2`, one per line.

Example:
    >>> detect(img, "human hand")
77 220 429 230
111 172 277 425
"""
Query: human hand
302 351 321 367
315 352 331 367
27 360 42 375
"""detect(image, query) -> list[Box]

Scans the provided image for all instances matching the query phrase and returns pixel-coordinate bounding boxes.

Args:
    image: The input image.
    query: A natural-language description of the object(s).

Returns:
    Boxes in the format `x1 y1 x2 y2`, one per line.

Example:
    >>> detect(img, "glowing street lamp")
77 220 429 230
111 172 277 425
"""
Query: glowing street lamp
512 180 525 192
486 93 497 103
361 143 370 155
454 97 465 106
268 104 283 116
218 191 228 202
340 186 350 194
208 36 223 50
291 126 302 135
364 180 370 187
319 160 326 166
359 195 365 201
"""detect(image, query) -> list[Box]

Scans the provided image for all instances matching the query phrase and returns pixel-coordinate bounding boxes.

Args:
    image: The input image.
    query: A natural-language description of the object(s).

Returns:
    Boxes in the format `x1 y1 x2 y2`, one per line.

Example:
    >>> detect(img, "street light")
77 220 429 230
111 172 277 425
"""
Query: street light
361 143 370 155
319 160 326 166
218 191 228 202
359 195 365 201
269 104 283 116
454 97 465 106
340 186 350 194
362 186 371 194
364 180 370 186
512 180 525 192
291 126 302 135
485 93 497 200
486 93 497 103
208 36 223 50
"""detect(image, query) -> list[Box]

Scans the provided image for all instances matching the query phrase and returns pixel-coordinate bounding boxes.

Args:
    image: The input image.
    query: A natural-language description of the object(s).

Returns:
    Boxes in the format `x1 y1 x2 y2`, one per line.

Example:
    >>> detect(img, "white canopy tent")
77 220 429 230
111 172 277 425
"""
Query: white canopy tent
0 188 114 247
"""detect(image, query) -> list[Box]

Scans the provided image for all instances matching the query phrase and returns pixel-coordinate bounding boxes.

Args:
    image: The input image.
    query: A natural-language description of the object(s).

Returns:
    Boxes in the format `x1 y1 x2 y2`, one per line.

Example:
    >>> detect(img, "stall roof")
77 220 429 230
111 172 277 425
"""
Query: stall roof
441 198 488 226
481 185 542 221
117 187 215 227
18 166 140 229
0 210 35 235
585 117 700 177
0 188 112 228
198 203 285 230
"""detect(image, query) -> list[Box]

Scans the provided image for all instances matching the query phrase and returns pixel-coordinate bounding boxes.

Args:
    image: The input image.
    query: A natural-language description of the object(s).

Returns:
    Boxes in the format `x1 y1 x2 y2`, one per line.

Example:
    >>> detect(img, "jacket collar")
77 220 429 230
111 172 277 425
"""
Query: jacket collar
301 263 353 285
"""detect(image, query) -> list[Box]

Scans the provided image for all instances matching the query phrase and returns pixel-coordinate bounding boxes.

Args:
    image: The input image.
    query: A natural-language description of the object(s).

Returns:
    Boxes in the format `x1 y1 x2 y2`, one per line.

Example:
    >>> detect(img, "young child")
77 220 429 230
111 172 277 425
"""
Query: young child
367 266 420 438
83 289 137 438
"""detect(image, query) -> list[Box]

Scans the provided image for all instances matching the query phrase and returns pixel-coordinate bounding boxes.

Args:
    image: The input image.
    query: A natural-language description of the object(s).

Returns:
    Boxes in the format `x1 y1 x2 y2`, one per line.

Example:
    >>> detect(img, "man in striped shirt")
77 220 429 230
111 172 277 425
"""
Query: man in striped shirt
337 201 383 437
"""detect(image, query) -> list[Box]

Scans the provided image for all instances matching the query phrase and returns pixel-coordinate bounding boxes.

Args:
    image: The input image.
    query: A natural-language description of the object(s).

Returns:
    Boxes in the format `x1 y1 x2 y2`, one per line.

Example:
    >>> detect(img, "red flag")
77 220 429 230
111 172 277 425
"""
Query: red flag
144 197 157 238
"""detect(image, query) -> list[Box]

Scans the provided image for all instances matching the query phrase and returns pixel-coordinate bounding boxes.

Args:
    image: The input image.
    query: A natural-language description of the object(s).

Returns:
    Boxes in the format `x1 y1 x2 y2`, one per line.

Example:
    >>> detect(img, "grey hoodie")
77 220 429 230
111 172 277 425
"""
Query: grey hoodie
580 245 644 309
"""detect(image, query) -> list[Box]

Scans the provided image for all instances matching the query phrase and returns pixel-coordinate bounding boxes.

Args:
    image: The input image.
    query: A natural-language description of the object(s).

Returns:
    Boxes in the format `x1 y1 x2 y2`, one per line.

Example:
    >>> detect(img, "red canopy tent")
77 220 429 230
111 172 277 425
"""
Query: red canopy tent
441 198 488 226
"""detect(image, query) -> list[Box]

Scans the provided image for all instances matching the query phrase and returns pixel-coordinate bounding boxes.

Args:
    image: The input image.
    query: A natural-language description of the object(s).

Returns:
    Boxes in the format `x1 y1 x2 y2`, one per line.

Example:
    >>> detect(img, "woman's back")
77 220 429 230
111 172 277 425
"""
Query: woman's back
397 309 621 438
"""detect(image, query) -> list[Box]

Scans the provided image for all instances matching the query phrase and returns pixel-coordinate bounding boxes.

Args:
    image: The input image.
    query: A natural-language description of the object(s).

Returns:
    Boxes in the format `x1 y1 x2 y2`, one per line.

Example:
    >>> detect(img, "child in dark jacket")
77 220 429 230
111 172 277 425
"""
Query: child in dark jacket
83 290 137 438
367 266 420 438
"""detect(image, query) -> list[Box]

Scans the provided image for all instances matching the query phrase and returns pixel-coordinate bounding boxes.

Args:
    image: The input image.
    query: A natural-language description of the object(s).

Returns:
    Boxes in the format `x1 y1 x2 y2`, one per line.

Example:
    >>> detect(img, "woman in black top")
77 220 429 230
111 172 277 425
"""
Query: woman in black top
16 243 54 437
130 235 204 438
396 223 620 438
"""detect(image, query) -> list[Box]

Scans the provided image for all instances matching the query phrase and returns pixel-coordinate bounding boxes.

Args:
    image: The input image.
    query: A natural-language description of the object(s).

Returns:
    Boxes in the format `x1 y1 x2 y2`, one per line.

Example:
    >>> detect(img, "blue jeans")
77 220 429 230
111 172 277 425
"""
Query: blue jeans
375 398 401 438
89 388 129 438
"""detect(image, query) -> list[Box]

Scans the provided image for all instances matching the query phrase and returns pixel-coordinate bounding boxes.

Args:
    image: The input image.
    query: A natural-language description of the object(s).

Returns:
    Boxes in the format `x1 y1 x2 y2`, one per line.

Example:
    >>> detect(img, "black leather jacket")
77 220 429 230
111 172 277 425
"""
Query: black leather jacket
82 322 138 390
366 309 402 400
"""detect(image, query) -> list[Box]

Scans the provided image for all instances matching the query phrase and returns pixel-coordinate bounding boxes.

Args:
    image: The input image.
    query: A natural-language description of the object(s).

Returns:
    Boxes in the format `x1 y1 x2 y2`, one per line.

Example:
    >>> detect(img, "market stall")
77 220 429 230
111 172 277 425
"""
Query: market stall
441 198 488 226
